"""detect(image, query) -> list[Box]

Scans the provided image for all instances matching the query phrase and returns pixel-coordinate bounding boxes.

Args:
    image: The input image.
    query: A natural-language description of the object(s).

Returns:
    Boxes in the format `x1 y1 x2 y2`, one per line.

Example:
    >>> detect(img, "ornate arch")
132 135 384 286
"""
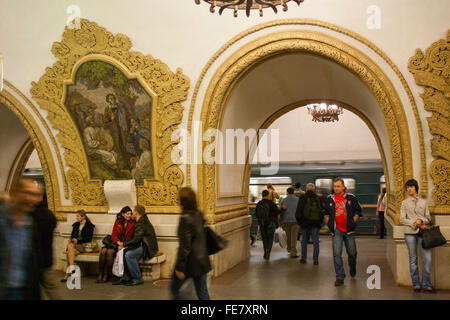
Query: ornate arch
30 19 189 213
198 30 413 224
0 84 60 215
409 30 450 213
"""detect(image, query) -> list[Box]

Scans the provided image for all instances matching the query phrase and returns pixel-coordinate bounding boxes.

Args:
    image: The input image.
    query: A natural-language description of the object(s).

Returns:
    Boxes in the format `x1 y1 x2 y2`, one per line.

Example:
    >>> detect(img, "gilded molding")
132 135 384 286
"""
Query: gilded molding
198 31 413 225
30 19 189 211
408 30 450 209
188 19 427 204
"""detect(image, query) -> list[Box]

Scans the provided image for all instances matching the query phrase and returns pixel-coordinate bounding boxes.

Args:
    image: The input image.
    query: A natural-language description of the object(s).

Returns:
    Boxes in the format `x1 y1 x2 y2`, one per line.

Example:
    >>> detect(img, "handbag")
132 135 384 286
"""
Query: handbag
112 248 124 277
275 226 287 249
205 227 228 255
102 235 118 250
420 225 446 249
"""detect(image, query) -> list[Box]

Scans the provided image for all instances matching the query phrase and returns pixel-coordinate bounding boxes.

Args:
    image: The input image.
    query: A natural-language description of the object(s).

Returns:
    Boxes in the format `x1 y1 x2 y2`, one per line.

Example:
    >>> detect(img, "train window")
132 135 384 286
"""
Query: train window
315 177 356 197
343 178 356 195
249 177 292 204
315 178 333 197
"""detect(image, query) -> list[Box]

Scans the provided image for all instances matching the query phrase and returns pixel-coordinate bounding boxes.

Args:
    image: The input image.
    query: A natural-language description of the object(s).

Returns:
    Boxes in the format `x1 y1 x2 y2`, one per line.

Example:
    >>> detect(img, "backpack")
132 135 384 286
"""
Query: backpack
303 196 321 222
255 201 271 227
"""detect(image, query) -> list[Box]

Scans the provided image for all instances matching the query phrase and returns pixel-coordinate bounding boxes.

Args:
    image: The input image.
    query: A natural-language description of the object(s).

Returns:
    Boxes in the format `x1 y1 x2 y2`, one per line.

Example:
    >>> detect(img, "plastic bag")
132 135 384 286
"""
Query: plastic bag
112 248 124 277
275 227 287 249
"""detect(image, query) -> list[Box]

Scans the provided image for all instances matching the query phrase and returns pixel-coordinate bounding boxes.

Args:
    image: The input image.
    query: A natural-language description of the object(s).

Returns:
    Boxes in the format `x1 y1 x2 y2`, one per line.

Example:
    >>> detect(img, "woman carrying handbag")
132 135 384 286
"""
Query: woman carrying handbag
171 187 212 300
400 179 434 293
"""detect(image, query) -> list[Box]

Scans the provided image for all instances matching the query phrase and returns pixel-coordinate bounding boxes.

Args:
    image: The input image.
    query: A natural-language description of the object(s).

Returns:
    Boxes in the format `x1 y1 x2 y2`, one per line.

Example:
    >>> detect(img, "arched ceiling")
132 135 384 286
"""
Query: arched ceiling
0 104 31 190
218 52 392 197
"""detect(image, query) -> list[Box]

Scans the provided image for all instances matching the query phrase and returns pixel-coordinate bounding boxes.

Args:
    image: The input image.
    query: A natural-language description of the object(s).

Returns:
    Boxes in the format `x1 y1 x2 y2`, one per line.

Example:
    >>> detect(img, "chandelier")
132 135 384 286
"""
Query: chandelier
194 0 305 17
306 103 344 122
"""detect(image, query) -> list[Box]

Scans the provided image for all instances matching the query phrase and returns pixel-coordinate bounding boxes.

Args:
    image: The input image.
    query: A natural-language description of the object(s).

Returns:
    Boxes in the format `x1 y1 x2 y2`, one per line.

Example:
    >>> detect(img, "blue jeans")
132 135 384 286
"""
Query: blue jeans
301 226 320 262
405 234 432 289
170 272 210 300
122 246 143 282
332 229 357 281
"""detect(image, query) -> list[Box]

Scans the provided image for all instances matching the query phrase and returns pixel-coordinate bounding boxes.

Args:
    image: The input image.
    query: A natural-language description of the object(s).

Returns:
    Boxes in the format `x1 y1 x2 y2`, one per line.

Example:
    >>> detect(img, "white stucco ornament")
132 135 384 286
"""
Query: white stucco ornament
104 180 137 214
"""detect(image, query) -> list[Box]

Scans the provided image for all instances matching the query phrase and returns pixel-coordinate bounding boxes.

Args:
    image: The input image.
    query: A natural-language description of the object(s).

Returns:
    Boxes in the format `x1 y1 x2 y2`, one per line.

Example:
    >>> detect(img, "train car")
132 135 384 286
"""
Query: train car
249 160 385 236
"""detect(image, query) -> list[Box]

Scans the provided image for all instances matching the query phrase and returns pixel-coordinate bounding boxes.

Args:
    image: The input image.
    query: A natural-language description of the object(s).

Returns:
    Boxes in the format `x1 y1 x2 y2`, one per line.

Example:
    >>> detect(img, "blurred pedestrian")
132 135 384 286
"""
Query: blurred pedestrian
171 187 211 300
33 186 60 299
0 178 43 300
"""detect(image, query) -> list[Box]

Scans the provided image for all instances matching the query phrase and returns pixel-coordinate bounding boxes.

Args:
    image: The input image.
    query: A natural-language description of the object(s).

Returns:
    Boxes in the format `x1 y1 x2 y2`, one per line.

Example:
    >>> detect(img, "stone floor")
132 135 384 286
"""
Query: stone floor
53 236 450 300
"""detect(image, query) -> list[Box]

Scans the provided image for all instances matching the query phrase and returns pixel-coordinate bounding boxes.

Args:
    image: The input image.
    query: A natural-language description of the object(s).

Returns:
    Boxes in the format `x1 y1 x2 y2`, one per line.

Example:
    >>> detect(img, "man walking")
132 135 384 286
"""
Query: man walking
280 188 299 258
33 188 61 300
0 178 42 300
255 190 280 260
296 183 323 265
324 178 362 286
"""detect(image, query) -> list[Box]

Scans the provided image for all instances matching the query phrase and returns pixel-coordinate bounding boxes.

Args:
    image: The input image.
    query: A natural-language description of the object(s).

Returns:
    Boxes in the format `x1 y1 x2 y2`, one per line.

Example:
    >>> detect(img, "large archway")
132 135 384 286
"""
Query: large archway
198 31 413 224
0 81 60 213
192 29 417 279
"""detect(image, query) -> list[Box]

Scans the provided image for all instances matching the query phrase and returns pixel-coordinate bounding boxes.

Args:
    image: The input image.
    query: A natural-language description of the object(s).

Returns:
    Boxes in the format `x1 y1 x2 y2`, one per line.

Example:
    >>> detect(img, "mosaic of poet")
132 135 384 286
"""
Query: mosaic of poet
65 60 154 184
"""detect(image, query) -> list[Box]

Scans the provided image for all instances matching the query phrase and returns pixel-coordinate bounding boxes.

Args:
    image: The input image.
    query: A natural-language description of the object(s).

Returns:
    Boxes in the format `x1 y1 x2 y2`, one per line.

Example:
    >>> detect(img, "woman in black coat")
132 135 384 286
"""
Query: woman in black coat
170 187 212 300
61 210 95 282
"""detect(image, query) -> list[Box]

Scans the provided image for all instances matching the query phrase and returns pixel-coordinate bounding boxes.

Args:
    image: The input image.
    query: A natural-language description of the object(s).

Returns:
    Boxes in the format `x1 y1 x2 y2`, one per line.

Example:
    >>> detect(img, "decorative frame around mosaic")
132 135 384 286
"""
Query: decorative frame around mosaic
31 19 189 213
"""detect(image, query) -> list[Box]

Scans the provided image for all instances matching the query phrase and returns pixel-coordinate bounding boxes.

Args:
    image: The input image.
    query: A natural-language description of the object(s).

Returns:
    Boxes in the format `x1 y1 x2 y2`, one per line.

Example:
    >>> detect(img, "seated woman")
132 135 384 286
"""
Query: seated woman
61 210 95 282
97 206 136 283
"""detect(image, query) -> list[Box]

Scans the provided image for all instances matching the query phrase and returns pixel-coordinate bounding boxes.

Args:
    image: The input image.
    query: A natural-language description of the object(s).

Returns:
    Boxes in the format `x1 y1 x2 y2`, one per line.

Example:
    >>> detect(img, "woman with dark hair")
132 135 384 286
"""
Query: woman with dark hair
170 187 211 300
400 179 434 293
97 206 135 283
376 188 387 239
61 210 95 282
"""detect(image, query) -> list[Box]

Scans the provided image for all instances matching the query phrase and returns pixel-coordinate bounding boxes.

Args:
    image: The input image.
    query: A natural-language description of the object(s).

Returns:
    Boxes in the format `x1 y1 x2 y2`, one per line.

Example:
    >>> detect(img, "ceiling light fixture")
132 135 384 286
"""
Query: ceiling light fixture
194 0 305 17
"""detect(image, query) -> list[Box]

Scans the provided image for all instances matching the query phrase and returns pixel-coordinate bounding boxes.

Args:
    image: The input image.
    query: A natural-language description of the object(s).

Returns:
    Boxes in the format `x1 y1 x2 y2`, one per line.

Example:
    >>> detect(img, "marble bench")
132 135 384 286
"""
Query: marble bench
60 250 166 280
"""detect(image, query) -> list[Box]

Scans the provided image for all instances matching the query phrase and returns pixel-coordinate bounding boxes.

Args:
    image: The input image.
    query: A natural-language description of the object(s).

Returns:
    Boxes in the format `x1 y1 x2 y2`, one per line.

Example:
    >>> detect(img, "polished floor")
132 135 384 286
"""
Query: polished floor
53 236 450 300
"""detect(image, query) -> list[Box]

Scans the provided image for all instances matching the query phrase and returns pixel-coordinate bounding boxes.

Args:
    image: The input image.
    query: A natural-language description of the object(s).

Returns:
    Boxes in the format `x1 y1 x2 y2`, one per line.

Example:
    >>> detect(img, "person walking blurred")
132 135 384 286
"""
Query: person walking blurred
0 178 43 300
171 187 211 300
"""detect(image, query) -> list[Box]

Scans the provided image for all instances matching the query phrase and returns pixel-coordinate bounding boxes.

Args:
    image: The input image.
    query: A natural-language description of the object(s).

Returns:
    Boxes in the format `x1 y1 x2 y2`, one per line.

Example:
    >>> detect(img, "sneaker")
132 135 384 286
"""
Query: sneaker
350 268 356 277
299 259 306 264
290 254 299 258
313 261 319 265
413 286 421 292
335 279 344 286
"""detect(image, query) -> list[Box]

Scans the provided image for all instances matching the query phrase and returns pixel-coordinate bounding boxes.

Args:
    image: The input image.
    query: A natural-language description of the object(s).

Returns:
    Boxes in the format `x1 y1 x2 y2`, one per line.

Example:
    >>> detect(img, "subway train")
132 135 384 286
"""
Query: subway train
23 159 385 236
248 160 385 236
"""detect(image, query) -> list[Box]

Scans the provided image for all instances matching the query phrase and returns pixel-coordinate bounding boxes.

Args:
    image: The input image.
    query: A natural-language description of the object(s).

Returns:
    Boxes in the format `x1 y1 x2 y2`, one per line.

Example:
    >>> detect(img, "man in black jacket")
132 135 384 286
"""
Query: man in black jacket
115 205 158 286
255 189 280 260
33 192 60 299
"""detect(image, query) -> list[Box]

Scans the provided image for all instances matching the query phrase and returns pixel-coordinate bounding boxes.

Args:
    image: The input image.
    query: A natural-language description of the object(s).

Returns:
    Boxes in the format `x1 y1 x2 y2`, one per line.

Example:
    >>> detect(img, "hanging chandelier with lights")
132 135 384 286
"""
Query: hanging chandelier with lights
194 0 305 17
306 103 344 123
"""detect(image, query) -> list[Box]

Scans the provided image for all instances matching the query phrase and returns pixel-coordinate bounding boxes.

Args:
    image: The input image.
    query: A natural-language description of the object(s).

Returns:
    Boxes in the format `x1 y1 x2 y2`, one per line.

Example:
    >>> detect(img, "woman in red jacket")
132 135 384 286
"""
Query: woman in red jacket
97 206 136 283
